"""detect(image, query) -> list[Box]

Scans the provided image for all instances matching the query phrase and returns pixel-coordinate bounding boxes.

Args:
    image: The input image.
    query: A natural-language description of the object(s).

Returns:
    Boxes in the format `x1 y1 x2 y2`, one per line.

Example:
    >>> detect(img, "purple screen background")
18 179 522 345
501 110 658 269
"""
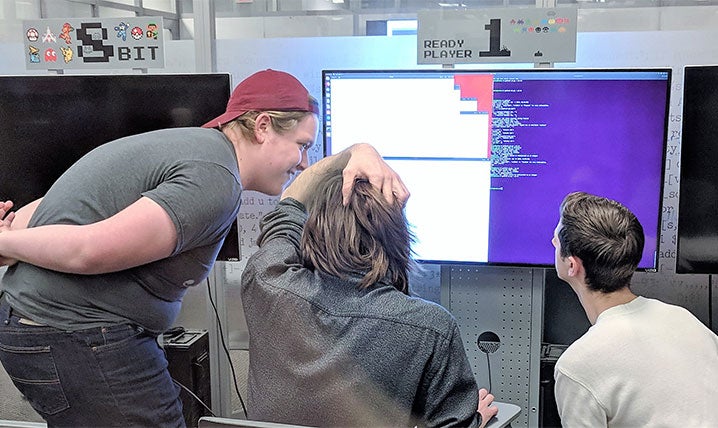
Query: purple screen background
489 78 668 268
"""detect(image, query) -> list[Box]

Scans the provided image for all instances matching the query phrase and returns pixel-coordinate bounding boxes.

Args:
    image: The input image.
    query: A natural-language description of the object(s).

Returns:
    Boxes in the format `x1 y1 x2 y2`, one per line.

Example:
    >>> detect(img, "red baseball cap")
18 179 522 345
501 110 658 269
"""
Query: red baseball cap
202 69 319 129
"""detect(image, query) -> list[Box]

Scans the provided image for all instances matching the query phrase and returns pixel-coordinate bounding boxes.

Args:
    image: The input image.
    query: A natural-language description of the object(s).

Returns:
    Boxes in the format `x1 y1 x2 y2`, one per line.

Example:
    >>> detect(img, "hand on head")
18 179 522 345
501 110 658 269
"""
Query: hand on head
341 144 409 206
478 388 498 428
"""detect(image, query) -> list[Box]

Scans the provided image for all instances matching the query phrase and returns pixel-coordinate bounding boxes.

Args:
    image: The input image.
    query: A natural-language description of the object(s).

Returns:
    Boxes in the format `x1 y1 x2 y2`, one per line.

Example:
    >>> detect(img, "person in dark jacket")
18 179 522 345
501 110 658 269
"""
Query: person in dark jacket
241 151 498 427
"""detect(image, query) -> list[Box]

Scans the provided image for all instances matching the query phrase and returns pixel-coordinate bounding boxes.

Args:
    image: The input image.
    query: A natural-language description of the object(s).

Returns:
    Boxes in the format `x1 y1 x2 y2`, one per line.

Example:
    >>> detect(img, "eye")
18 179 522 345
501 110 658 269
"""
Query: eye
298 142 311 152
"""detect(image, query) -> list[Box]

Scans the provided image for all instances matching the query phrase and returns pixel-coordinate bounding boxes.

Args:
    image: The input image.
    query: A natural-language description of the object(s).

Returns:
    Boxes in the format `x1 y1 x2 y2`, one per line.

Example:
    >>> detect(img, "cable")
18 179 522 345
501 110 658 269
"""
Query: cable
207 276 249 417
485 352 493 393
158 336 214 418
709 275 713 332
173 378 216 417
477 331 500 393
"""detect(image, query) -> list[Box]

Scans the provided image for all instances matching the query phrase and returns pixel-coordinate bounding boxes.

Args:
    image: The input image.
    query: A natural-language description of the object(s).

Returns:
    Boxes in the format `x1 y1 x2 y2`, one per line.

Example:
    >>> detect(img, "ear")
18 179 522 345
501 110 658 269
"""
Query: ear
566 255 584 278
254 113 272 144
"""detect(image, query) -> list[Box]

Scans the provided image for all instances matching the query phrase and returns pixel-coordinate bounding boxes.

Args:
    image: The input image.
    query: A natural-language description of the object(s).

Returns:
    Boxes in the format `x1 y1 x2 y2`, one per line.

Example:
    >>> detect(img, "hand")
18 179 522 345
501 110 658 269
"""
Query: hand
342 144 409 206
0 254 18 268
478 388 498 428
0 200 18 267
1 200 15 232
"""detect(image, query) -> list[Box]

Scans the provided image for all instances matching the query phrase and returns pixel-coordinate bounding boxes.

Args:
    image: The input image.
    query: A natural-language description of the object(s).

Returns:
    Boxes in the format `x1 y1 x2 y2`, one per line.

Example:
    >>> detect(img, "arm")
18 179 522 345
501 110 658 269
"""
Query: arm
285 143 408 206
282 150 352 204
0 199 42 267
0 196 177 274
419 324 485 427
554 364 608 427
7 198 42 231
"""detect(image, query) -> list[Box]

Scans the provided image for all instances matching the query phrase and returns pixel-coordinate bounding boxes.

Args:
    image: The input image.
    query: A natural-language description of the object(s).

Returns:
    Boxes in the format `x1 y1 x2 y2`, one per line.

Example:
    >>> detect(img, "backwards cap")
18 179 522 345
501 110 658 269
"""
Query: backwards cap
202 69 319 129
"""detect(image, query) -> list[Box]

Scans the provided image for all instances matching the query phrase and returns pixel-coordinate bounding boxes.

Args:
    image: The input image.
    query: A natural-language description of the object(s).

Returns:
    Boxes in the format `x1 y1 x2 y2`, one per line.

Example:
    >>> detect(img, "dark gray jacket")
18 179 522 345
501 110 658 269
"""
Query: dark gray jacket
240 198 480 427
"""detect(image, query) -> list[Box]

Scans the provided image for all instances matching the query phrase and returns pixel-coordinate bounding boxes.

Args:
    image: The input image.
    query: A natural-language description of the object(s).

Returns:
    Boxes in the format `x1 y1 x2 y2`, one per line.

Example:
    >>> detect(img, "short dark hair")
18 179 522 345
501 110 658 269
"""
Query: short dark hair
301 170 415 293
558 192 644 293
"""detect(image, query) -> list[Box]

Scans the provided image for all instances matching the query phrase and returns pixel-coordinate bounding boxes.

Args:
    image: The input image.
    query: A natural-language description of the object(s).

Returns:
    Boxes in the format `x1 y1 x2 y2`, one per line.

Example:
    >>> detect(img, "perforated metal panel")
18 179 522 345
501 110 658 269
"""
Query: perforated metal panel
444 266 543 428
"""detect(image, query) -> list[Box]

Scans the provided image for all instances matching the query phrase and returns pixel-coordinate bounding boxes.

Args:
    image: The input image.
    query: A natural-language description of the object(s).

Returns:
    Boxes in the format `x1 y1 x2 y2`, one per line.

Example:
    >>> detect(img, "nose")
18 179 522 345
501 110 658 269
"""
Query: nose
297 150 309 171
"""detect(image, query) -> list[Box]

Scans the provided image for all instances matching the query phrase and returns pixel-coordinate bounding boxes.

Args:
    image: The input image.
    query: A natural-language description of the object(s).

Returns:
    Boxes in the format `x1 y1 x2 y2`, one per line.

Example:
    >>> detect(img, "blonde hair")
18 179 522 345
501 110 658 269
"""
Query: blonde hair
221 96 318 141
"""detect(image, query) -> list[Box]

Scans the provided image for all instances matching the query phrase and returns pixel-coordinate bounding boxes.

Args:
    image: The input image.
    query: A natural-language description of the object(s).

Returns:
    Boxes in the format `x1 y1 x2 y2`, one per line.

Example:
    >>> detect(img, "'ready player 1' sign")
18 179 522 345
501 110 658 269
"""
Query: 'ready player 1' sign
23 17 164 70
417 7 577 65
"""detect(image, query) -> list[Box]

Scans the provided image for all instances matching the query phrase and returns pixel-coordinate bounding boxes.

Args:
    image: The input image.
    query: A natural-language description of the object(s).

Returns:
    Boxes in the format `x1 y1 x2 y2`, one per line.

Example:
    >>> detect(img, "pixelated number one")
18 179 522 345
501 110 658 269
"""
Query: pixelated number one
479 19 511 57
76 22 114 63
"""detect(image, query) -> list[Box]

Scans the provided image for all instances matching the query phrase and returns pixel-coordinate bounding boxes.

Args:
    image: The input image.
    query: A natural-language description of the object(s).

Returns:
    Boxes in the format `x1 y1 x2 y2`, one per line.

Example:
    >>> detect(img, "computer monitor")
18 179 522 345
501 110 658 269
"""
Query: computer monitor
323 68 670 268
0 73 239 260
676 65 718 274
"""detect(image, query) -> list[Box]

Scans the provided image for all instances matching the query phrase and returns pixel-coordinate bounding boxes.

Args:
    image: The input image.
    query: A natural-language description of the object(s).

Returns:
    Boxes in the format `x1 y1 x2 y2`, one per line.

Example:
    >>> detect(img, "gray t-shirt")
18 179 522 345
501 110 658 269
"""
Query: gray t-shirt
1 127 242 333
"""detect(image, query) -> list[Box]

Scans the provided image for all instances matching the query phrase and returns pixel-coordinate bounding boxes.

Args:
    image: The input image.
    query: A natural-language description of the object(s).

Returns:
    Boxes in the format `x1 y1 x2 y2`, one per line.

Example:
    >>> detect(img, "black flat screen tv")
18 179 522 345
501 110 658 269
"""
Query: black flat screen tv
0 73 239 260
323 68 671 268
676 65 718 274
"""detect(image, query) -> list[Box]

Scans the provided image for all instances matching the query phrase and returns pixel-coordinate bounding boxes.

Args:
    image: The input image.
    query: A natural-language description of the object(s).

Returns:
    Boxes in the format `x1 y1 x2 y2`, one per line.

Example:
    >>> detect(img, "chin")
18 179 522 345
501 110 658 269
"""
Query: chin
253 184 282 196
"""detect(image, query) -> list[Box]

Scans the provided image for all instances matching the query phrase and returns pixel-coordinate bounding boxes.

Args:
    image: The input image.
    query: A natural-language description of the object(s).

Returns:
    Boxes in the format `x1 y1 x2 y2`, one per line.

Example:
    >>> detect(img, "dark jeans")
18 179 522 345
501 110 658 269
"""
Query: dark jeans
0 297 185 427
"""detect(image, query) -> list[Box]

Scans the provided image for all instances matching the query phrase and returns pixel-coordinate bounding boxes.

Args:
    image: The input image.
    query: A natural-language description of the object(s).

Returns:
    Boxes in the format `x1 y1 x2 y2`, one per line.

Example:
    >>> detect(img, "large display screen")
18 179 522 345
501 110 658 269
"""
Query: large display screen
323 69 670 268
676 65 718 274
0 73 240 260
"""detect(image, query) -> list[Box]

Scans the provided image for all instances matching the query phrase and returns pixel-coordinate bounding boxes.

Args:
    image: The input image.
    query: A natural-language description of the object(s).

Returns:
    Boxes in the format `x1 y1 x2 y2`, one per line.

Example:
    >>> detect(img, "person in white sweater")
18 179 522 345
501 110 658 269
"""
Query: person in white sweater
551 191 718 428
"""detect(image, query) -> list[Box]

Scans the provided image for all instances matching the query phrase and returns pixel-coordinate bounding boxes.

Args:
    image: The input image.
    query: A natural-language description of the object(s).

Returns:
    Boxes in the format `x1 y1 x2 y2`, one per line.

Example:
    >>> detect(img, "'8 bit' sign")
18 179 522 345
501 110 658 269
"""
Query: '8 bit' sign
23 17 164 70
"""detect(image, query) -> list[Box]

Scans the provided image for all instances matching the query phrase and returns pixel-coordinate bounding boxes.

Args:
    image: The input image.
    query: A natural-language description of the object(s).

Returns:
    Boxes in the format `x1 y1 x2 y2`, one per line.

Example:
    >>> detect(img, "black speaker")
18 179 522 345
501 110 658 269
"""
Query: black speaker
165 330 212 428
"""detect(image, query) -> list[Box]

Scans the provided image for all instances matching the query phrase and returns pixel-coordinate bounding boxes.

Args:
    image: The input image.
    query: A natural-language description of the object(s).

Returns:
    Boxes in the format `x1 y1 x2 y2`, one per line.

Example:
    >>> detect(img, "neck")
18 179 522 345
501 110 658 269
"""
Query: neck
574 283 637 325
222 126 252 189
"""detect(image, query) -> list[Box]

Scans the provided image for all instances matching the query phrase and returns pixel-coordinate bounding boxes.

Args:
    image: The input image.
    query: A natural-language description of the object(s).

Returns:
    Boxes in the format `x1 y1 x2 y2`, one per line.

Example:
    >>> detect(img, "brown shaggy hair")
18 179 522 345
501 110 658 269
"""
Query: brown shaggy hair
301 170 415 293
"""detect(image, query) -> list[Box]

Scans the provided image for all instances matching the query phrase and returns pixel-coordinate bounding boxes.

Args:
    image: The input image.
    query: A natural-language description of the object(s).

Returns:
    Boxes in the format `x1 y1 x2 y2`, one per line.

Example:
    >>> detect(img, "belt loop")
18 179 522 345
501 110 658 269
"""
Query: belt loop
1 294 11 325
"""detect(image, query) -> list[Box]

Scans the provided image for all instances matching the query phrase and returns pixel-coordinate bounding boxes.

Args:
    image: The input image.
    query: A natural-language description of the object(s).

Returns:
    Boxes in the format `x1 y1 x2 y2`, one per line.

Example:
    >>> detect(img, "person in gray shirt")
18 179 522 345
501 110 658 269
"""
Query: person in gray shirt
241 152 498 427
0 69 407 427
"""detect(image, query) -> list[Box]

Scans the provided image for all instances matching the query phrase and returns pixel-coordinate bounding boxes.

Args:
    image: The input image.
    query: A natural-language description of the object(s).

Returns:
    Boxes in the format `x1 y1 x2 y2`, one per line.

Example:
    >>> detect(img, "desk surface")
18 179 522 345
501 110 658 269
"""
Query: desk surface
0 421 47 428
199 401 522 428
486 401 522 428
198 418 308 428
